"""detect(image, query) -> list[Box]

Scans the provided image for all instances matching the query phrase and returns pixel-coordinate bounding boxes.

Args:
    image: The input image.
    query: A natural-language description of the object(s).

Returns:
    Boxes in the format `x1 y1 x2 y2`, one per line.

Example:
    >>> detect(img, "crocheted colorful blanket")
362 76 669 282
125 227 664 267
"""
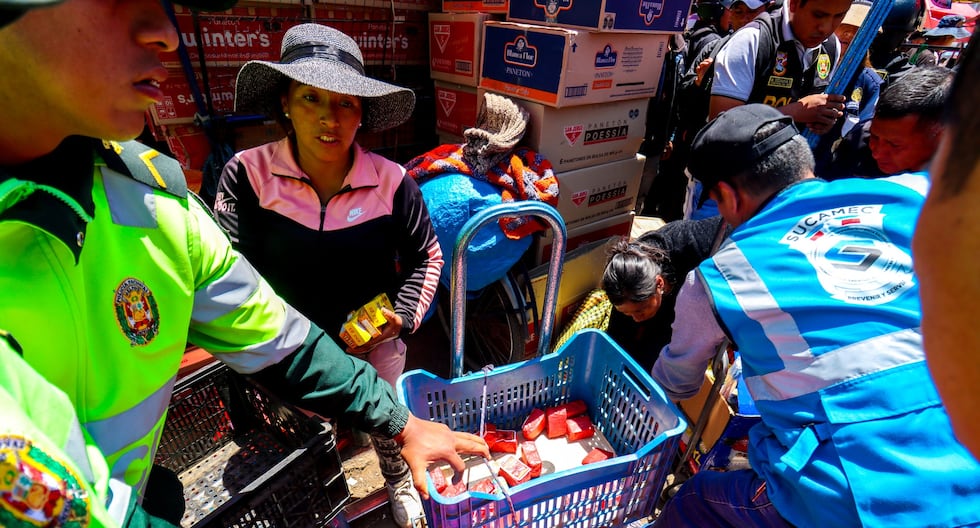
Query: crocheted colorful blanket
404 143 559 239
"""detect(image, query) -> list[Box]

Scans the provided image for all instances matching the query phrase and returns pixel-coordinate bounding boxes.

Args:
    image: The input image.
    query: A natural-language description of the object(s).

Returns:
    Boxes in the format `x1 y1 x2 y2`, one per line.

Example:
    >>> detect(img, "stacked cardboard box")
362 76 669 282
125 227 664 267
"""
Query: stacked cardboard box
473 0 696 268
149 1 440 177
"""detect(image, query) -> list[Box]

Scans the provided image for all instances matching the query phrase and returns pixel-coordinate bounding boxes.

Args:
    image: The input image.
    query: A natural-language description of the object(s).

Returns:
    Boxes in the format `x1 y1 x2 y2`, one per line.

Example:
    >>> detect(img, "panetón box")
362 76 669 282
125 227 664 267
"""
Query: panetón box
506 0 694 33
429 12 490 86
518 96 649 172
479 21 668 107
434 81 480 136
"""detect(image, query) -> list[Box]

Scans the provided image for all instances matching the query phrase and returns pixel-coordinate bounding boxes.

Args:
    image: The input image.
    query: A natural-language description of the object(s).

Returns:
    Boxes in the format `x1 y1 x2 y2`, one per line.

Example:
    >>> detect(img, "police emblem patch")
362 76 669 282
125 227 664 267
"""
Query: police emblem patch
113 278 160 346
850 87 863 104
0 435 91 527
774 51 788 76
817 53 831 79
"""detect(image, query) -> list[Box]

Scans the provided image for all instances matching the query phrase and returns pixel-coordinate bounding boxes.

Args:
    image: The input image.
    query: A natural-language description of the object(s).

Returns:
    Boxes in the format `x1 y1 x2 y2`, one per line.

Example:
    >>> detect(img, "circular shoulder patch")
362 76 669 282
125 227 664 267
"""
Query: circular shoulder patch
0 435 91 527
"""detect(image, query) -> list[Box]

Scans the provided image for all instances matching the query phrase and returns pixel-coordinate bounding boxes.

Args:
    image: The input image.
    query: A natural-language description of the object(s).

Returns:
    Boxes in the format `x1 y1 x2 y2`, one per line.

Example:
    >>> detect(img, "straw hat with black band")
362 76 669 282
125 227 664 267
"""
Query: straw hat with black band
235 23 415 133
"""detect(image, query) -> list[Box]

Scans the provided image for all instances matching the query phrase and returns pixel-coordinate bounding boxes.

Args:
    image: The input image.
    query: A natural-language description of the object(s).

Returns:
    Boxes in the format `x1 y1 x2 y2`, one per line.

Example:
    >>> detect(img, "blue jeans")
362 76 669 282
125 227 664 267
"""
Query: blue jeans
654 469 794 527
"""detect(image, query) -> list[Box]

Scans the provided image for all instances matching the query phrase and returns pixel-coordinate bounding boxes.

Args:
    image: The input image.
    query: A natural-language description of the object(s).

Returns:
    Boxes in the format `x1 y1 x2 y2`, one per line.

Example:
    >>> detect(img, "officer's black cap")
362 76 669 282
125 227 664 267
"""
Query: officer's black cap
689 104 799 207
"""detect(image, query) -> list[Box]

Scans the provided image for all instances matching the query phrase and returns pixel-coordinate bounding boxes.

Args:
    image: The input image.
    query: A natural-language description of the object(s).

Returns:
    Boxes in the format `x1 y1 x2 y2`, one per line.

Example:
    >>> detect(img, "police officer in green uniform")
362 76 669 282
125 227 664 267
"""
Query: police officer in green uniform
709 0 849 135
0 0 490 526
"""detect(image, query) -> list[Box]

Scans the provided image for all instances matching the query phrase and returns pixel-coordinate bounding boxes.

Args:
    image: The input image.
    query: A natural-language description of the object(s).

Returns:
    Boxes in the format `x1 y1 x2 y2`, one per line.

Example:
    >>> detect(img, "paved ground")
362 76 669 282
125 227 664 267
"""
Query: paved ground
343 317 451 528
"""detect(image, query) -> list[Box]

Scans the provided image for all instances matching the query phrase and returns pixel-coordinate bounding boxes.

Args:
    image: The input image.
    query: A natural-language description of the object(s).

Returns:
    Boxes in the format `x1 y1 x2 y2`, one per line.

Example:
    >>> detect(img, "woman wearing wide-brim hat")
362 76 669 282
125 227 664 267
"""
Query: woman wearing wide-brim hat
214 23 442 528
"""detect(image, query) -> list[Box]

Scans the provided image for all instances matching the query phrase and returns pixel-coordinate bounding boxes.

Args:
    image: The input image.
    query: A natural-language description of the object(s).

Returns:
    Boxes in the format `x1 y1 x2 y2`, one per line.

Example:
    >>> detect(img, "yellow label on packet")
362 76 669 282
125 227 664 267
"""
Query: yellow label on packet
339 293 394 347
362 292 393 327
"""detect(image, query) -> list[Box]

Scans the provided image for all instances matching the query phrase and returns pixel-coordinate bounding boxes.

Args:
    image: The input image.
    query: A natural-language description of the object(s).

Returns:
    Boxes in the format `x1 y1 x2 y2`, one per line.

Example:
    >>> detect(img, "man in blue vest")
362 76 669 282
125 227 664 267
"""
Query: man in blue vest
652 104 980 527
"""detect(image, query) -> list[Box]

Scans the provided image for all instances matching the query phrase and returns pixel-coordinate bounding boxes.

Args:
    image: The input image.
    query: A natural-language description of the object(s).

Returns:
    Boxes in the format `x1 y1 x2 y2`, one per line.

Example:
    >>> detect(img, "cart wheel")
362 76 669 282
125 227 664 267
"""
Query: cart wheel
436 270 530 372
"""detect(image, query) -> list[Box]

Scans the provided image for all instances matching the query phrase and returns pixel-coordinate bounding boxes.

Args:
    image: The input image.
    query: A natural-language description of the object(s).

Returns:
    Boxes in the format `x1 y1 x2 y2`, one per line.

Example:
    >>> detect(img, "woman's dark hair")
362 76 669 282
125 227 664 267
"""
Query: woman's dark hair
274 76 295 132
602 238 670 305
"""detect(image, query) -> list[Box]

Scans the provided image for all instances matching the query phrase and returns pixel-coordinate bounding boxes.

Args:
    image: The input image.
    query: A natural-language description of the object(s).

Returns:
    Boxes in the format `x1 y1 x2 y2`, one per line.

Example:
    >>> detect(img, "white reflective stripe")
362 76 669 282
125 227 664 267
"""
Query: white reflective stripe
713 243 812 359
746 328 925 401
63 418 95 483
85 377 176 456
192 256 262 323
101 167 158 228
882 173 929 197
107 478 133 524
217 303 311 374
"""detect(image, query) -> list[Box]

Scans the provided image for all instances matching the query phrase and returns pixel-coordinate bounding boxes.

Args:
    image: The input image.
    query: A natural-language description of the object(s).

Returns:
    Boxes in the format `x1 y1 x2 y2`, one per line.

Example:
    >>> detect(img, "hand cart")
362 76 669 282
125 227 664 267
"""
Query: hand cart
398 202 687 527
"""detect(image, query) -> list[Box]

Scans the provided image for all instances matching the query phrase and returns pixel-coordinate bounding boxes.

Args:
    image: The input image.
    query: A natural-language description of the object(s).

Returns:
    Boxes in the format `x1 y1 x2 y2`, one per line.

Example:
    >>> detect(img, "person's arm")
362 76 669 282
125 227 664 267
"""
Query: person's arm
708 26 760 119
0 332 175 527
186 196 490 494
344 170 443 355
387 172 443 335
776 93 846 134
212 154 245 244
651 271 728 400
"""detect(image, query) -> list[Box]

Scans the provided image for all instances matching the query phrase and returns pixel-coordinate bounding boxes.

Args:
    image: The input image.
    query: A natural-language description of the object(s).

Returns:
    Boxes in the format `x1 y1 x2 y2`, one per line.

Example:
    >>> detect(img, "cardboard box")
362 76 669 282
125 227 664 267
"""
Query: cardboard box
518 96 649 172
150 67 238 126
546 153 644 233
679 374 761 472
530 209 634 266
161 6 428 69
434 81 480 136
429 12 490 86
522 224 632 355
479 21 668 107
443 0 509 13
507 0 694 33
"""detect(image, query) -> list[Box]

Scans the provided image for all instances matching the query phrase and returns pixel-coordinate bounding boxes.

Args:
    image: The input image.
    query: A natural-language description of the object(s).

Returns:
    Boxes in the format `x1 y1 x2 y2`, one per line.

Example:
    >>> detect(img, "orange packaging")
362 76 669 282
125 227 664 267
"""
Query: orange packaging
490 429 518 454
339 292 394 347
497 454 532 486
519 440 542 477
566 415 595 442
545 406 568 438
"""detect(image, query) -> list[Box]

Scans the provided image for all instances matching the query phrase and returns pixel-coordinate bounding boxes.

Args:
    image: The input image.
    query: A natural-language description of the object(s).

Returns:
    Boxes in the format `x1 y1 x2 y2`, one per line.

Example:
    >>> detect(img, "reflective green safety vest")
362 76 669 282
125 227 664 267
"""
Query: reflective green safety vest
0 139 308 497
0 329 121 527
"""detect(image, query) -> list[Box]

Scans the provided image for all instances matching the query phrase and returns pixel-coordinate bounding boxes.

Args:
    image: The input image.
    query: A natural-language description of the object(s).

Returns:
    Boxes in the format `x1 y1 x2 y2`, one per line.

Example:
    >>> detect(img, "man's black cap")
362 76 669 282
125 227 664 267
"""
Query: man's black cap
689 104 799 207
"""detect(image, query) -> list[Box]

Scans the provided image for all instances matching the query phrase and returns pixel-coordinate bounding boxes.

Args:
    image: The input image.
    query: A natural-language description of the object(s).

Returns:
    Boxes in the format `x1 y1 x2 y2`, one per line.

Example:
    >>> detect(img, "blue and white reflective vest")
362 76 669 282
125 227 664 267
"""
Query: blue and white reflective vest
698 174 980 528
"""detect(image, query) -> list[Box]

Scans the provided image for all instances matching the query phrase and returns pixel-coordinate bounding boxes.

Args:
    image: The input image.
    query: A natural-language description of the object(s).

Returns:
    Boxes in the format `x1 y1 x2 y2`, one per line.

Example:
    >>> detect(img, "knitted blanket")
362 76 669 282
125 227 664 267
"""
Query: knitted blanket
404 144 559 239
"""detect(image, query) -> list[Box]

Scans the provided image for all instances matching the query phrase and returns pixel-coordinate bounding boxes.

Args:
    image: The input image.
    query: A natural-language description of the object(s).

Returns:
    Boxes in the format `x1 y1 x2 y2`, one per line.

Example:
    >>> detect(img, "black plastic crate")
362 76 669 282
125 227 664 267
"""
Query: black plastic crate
155 362 350 527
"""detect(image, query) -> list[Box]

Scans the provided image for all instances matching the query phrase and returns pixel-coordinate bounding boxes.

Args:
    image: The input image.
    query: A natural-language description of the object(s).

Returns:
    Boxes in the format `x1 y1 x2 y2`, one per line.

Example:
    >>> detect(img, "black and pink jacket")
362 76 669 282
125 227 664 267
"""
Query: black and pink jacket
213 138 443 342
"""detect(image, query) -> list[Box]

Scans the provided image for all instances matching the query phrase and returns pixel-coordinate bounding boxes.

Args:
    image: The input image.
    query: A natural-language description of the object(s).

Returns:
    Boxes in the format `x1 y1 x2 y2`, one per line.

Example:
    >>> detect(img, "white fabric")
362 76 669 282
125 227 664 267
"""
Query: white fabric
651 270 728 400
368 337 407 387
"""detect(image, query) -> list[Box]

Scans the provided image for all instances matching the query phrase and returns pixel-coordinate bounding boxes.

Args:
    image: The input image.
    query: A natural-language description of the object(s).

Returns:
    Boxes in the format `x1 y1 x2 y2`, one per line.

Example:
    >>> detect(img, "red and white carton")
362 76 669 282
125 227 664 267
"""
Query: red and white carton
551 153 645 230
434 81 480 137
429 12 490 87
443 0 508 13
517 96 649 172
529 210 635 269
149 67 238 126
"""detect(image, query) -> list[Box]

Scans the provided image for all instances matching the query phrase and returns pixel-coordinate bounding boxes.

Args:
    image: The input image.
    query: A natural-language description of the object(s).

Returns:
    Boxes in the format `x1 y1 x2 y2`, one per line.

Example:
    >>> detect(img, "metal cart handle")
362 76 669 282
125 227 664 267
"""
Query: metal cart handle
449 201 567 379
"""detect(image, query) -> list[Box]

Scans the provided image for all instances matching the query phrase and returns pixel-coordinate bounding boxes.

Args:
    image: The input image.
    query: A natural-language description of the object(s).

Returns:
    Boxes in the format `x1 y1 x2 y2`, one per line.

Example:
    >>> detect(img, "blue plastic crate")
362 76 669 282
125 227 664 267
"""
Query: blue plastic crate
397 329 686 527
